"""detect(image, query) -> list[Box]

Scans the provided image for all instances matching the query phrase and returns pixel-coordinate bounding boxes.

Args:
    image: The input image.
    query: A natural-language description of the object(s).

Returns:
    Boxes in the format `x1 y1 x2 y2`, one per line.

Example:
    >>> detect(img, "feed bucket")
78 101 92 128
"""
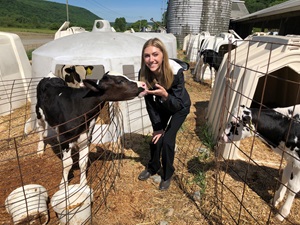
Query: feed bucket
51 184 93 224
5 184 49 225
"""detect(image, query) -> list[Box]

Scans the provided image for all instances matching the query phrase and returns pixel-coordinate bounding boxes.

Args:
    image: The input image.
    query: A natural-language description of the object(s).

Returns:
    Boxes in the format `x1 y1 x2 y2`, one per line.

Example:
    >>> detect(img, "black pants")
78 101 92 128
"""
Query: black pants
147 107 189 181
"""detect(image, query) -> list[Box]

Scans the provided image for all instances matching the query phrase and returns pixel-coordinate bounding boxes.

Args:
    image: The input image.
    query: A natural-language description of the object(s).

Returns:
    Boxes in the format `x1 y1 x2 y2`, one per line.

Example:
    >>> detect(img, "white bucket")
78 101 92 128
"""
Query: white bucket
5 184 49 225
51 184 94 225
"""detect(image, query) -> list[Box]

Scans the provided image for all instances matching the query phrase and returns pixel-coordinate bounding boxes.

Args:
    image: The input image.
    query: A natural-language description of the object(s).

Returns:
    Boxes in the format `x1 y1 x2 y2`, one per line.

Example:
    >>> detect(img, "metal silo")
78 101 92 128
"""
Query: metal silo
201 0 232 35
167 0 203 48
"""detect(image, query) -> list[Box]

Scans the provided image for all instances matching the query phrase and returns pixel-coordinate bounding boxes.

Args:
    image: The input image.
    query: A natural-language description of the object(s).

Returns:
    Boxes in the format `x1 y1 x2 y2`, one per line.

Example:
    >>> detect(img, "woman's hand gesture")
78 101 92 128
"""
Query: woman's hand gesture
152 129 164 144
147 83 168 101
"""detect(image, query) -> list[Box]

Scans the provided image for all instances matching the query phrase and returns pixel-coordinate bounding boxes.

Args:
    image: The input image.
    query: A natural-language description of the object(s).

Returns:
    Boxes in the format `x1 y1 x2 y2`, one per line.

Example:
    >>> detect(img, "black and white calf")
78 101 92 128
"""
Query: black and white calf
58 65 94 88
223 105 300 221
36 72 147 189
195 50 223 88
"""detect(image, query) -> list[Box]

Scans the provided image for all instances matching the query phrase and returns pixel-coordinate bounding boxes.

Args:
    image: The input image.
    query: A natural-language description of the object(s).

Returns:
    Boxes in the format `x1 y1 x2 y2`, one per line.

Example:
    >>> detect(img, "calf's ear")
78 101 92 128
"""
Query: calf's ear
83 79 100 92
85 66 94 75
64 67 73 73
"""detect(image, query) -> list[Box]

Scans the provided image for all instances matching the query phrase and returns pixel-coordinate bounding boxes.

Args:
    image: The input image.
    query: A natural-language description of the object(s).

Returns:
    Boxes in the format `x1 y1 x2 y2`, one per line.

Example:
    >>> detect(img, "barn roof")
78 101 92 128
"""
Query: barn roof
233 0 300 22
231 0 249 20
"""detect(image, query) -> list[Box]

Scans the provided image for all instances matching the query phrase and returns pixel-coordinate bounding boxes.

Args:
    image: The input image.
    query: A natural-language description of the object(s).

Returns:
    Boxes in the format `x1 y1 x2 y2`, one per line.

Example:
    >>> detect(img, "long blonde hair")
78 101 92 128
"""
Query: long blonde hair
140 38 174 90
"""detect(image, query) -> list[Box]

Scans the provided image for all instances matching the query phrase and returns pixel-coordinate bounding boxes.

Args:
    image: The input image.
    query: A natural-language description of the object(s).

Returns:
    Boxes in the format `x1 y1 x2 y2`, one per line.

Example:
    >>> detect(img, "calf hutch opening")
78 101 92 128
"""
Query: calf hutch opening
207 35 300 224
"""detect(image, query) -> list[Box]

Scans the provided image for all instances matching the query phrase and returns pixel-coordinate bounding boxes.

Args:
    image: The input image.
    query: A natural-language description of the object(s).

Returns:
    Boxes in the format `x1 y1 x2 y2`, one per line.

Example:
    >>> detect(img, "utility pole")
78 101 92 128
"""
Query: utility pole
66 0 69 21
139 16 142 31
161 0 166 23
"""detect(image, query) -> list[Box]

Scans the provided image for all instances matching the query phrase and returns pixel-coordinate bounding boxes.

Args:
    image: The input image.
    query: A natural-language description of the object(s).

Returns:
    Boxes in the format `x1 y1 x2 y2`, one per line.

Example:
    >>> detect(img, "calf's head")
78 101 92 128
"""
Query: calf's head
83 71 148 101
62 65 94 88
223 105 255 142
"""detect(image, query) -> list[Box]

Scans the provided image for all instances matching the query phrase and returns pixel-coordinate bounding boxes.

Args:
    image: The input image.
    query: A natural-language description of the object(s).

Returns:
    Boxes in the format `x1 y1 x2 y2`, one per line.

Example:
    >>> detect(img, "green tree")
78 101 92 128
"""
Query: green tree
162 11 167 27
269 0 288 7
245 0 267 13
130 19 148 32
245 0 289 13
114 17 127 32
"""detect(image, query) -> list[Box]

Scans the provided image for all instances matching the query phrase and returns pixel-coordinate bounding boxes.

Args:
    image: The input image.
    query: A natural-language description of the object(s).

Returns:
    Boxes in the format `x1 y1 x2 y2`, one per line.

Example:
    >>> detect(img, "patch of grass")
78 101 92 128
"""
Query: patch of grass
198 122 215 151
26 49 34 60
193 171 206 194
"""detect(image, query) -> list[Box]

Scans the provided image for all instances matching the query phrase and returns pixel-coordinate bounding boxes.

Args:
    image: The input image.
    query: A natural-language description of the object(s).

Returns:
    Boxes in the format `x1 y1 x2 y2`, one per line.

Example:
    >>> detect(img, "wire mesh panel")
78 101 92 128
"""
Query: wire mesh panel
209 35 300 224
0 77 125 224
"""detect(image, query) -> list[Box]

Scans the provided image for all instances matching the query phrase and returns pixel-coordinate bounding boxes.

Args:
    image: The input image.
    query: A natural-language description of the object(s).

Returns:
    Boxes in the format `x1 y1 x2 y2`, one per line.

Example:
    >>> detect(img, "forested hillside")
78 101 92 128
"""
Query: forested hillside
245 0 289 13
0 0 101 30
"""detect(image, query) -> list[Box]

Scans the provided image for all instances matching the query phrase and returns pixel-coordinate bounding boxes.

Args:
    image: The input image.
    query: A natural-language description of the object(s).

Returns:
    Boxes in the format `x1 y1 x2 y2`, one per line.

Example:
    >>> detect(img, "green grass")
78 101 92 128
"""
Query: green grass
188 122 216 195
26 49 35 60
193 171 207 194
198 123 215 151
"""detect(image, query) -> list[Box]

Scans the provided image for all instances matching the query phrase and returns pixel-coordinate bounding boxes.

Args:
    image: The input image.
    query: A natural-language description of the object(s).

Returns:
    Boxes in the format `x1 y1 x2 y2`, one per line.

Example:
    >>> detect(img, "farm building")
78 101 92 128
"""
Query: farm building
230 0 300 38
167 0 249 48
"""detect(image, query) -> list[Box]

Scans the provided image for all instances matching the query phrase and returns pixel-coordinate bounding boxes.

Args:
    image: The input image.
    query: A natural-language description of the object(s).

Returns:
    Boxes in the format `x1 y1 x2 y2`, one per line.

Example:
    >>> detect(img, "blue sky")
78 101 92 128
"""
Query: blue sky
48 0 167 23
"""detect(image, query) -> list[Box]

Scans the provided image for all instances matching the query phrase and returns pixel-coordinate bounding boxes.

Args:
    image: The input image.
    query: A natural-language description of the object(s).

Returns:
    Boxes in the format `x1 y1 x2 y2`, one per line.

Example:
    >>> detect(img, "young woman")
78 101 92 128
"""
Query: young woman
138 38 191 190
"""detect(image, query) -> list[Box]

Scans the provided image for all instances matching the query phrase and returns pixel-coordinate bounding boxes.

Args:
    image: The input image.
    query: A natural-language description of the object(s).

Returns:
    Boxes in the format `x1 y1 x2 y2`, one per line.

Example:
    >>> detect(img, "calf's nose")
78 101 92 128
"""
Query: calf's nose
137 81 147 90
141 82 147 89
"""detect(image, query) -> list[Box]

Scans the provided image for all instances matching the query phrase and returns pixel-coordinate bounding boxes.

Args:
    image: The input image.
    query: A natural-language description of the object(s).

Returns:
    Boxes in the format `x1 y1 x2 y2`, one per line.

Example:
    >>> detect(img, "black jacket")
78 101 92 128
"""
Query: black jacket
143 59 191 131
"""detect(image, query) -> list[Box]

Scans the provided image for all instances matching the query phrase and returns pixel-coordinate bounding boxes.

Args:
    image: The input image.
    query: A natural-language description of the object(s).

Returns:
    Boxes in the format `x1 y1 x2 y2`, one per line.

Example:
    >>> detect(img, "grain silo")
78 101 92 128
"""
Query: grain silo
201 0 232 35
167 0 232 48
167 0 203 48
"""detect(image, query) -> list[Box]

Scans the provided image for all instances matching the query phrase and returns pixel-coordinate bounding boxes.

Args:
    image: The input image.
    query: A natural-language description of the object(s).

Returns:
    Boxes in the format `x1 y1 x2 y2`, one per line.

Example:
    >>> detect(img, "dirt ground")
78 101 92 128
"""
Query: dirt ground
15 32 54 50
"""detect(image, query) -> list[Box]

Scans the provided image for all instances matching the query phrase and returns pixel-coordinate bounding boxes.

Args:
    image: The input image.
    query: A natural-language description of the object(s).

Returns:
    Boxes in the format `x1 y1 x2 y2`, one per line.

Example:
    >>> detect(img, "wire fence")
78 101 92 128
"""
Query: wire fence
208 36 300 225
0 77 125 224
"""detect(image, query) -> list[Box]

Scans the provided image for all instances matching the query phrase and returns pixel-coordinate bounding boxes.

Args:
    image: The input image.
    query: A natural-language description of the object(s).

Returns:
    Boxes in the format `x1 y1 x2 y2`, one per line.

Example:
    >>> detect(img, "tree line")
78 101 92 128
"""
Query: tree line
245 0 289 13
113 18 163 32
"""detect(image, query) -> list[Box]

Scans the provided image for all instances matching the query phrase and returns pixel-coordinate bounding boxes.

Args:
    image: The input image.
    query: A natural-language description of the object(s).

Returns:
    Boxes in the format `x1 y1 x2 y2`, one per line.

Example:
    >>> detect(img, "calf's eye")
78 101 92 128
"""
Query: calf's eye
117 80 124 84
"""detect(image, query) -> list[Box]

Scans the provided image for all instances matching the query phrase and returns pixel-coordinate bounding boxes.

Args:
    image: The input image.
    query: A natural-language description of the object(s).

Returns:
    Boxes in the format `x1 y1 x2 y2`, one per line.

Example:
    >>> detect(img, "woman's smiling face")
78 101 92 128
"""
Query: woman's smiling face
143 46 163 75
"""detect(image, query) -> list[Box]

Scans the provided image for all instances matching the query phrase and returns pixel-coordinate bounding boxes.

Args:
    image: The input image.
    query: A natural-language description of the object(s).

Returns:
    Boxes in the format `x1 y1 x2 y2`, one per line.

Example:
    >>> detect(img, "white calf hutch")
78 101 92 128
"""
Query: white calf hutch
206 34 300 223
208 35 300 159
29 27 178 143
0 32 32 115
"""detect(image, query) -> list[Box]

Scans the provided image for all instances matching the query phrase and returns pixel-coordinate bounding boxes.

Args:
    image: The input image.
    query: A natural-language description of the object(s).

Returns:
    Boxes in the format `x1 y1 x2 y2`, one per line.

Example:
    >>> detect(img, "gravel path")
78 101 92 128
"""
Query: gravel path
14 32 54 50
